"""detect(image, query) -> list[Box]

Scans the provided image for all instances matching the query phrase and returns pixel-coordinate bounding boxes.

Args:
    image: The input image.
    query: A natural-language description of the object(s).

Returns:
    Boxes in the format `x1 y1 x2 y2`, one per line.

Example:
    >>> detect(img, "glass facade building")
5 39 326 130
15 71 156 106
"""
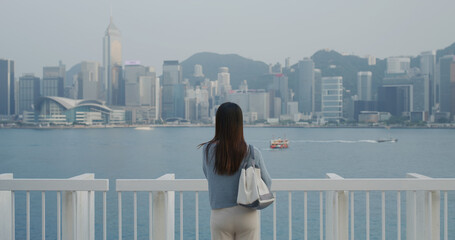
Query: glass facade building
322 76 343 123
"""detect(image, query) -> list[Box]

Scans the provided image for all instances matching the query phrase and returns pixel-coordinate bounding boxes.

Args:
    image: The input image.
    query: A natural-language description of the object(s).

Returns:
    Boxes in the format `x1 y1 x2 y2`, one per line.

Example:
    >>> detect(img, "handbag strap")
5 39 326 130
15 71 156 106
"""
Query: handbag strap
243 144 255 169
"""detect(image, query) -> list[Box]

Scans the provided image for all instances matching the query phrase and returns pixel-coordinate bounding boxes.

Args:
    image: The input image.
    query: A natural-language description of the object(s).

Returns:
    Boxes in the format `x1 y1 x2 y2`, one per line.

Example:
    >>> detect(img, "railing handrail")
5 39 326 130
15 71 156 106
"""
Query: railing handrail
0 179 109 191
116 177 455 192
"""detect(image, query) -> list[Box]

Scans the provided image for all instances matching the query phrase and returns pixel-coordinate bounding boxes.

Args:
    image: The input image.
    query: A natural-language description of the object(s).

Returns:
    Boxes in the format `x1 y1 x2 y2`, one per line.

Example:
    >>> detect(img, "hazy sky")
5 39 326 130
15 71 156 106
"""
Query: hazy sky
1 0 455 76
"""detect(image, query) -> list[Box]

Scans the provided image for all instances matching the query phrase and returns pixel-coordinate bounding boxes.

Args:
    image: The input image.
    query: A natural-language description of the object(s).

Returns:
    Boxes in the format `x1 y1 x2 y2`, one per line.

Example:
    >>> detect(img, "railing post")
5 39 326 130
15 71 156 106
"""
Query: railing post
406 173 440 240
325 173 349 240
152 174 175 240
62 173 95 240
0 173 13 240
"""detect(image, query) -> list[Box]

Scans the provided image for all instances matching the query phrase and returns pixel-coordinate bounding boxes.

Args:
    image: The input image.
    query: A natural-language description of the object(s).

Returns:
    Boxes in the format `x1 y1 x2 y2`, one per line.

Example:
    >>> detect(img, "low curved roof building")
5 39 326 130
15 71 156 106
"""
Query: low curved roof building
34 97 112 125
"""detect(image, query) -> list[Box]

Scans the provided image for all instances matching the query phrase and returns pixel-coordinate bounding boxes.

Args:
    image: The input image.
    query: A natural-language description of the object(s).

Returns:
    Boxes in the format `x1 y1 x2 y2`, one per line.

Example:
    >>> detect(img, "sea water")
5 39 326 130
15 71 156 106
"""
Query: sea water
1 127 454 239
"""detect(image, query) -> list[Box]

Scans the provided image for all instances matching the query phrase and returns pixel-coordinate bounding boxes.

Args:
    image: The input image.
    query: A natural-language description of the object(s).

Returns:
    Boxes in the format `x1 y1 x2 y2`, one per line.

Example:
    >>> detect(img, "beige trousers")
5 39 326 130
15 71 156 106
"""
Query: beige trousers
210 205 259 240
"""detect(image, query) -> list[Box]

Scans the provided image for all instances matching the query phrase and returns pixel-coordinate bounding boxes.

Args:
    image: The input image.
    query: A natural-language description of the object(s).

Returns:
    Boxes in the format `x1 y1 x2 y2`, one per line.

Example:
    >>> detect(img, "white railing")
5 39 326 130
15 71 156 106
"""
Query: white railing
2 173 454 239
0 173 109 240
116 173 455 240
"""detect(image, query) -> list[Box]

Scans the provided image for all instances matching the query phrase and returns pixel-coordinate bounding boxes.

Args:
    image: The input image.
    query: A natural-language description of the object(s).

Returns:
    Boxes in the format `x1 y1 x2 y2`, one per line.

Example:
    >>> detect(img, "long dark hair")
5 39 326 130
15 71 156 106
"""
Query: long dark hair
199 102 247 175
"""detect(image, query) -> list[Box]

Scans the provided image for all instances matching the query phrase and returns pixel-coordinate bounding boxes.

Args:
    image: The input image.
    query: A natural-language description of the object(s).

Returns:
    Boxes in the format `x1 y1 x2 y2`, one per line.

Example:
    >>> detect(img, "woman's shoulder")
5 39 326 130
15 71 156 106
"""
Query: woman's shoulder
248 144 262 159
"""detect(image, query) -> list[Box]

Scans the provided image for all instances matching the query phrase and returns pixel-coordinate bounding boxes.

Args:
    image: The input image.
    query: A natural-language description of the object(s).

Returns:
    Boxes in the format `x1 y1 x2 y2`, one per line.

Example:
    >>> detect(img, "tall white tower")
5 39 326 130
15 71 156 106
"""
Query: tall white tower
103 16 122 105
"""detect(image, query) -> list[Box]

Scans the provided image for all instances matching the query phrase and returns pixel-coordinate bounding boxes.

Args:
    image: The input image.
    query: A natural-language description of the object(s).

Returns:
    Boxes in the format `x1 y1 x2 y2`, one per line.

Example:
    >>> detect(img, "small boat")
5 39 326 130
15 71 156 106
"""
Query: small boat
376 138 398 143
270 138 289 149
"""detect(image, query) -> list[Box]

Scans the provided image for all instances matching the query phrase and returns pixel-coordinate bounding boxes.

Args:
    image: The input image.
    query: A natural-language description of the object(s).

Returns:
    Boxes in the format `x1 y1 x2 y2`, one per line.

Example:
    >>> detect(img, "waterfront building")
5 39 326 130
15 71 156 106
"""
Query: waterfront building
103 16 123 105
42 63 65 97
0 59 15 115
18 74 40 114
354 100 376 121
438 55 455 118
321 76 343 123
357 71 373 101
298 58 314 114
34 96 112 125
386 57 410 74
217 67 231 95
161 60 183 120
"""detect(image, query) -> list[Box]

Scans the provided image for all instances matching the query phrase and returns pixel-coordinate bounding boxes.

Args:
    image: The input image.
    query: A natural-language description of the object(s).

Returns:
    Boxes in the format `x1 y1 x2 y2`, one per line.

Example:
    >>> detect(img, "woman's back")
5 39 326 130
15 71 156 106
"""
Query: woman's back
203 143 271 210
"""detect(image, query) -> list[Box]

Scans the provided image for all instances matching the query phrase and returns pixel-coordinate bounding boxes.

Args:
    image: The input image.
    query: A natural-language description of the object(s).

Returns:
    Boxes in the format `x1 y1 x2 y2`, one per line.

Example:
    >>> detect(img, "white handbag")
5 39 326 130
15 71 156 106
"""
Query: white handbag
237 145 275 209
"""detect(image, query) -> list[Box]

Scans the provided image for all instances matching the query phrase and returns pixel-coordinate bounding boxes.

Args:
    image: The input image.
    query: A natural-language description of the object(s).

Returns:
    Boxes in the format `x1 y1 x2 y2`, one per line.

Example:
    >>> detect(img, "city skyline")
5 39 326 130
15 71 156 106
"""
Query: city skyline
1 0 455 76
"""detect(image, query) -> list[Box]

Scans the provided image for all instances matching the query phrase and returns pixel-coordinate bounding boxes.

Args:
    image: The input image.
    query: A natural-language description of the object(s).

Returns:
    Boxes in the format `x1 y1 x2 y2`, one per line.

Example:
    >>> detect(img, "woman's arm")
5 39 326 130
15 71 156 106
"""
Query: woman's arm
255 147 272 188
202 145 207 178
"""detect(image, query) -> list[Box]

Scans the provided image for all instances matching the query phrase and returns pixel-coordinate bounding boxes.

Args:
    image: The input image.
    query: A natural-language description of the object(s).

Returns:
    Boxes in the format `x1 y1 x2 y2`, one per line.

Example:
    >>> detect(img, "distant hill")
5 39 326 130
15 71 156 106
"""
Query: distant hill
181 52 269 88
436 42 455 61
180 42 455 98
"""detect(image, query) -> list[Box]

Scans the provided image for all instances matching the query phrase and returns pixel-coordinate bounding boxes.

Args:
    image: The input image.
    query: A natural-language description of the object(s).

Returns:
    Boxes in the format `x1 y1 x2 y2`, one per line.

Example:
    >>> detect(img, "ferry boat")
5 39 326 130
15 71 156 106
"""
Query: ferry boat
270 138 289 149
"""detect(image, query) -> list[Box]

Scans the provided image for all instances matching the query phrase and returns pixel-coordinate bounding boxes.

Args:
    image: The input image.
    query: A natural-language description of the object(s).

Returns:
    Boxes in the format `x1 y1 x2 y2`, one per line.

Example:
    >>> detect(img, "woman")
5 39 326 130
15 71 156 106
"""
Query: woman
200 102 271 240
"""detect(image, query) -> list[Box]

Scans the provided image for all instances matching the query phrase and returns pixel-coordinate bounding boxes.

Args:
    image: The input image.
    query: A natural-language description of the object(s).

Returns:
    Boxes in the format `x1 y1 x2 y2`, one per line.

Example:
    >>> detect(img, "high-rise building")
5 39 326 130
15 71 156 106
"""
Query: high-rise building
193 64 204 77
298 58 314 114
0 59 15 115
322 76 343 123
18 74 40 114
357 71 373 101
381 74 430 114
386 57 410 74
313 69 322 112
217 67 231 95
162 60 182 119
139 68 158 107
103 16 122 105
420 51 436 113
124 62 146 106
378 86 409 116
271 74 288 115
439 55 455 117
42 63 65 97
79 61 101 100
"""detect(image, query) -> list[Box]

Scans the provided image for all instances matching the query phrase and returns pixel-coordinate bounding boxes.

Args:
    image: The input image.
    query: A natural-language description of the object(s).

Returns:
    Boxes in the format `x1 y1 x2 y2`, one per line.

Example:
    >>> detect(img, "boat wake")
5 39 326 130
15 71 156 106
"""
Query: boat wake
292 139 378 144
250 139 379 144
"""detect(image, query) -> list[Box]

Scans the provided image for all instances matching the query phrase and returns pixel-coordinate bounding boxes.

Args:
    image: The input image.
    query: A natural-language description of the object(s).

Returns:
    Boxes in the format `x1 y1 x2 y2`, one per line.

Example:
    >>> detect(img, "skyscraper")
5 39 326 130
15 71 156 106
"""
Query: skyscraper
322 76 343 123
298 58 314 114
42 63 65 97
217 67 231 95
357 71 373 101
313 69 322 113
44 62 65 95
18 74 40 114
271 74 288 115
79 61 101 100
0 59 15 115
124 62 146 106
161 60 182 119
103 16 122 105
439 55 455 117
420 51 436 113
